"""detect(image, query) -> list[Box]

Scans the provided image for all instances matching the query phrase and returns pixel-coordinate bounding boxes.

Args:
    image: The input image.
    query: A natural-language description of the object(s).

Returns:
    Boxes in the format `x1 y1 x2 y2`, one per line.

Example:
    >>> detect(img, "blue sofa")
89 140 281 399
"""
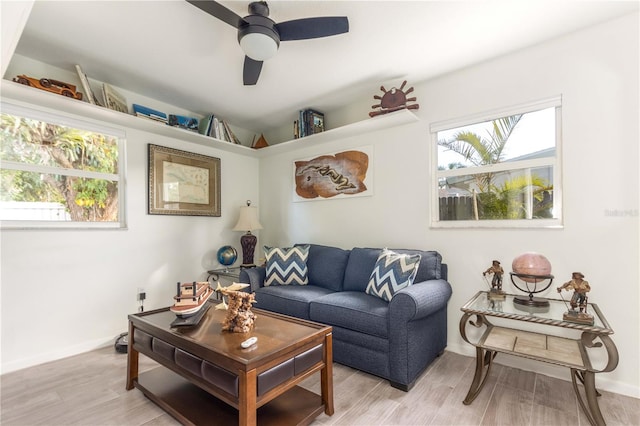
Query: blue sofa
239 243 452 391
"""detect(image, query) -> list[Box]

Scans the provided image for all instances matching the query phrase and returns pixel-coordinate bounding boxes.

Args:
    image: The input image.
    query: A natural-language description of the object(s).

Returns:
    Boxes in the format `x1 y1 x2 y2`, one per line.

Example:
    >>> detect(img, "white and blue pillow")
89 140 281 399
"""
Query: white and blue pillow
365 249 421 302
264 245 310 286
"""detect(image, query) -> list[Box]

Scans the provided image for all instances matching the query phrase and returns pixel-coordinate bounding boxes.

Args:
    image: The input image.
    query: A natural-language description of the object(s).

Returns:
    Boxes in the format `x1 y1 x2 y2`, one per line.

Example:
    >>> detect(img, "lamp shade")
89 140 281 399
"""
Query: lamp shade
240 32 279 61
232 205 263 232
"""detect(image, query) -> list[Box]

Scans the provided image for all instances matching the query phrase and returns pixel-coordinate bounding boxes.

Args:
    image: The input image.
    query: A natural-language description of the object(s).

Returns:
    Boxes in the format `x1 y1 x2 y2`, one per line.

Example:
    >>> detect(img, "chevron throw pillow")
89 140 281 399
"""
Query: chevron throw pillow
264 245 310 286
365 249 421 302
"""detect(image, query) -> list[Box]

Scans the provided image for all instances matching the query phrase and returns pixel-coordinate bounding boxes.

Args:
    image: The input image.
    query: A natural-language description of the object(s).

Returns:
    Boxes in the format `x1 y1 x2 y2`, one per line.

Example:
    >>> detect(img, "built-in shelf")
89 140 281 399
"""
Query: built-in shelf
1 79 420 158
253 109 420 158
1 79 254 156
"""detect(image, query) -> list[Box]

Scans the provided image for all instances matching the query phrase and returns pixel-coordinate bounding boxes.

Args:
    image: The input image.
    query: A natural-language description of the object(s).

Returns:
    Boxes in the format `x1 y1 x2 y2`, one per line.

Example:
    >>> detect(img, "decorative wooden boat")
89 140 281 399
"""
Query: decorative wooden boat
170 281 213 317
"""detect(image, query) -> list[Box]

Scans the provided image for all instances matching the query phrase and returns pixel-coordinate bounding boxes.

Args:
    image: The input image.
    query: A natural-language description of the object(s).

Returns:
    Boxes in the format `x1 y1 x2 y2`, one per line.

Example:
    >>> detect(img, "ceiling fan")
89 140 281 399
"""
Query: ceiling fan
187 1 349 85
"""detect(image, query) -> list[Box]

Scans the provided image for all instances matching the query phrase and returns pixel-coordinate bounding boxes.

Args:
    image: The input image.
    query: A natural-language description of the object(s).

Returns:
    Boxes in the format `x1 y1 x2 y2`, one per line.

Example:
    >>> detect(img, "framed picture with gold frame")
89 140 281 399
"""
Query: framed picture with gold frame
148 144 221 216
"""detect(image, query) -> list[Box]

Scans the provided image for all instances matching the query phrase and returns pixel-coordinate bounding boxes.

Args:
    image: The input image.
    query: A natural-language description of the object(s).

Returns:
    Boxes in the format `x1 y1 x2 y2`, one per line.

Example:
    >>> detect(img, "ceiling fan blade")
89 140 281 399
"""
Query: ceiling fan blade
243 56 263 85
276 17 349 41
187 0 246 28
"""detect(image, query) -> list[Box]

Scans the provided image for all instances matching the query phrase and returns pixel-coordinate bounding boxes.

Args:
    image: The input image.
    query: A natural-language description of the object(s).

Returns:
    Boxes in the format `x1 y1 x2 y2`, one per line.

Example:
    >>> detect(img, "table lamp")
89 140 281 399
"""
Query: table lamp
232 200 263 267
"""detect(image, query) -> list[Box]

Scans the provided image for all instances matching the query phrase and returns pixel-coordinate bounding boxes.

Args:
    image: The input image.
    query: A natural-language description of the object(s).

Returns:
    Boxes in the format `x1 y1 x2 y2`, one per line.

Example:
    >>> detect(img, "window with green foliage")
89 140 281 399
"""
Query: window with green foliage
431 97 562 228
0 103 126 228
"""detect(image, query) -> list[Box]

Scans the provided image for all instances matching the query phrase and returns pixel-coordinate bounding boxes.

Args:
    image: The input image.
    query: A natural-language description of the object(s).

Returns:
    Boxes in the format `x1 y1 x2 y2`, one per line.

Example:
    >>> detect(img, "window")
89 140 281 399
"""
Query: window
0 103 126 229
431 97 562 228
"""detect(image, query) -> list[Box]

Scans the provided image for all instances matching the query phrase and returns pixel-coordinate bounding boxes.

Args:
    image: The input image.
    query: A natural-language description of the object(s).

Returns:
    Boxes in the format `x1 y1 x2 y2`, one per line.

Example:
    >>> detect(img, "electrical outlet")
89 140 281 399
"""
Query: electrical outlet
137 288 146 301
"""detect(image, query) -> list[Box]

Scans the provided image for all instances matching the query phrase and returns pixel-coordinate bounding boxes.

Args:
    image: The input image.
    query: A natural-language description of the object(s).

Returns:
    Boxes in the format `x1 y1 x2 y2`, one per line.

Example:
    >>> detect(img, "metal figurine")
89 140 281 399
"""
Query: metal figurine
483 260 506 300
557 272 594 325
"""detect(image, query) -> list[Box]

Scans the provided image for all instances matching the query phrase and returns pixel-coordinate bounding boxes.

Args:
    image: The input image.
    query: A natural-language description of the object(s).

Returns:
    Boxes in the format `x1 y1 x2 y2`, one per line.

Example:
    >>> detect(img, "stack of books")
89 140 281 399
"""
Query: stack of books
133 104 167 123
294 108 324 139
199 114 241 144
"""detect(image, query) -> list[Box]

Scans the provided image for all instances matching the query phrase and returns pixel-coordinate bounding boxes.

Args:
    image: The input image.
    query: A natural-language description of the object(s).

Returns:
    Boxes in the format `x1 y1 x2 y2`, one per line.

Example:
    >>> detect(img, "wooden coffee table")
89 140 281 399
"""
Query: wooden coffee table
126 302 333 426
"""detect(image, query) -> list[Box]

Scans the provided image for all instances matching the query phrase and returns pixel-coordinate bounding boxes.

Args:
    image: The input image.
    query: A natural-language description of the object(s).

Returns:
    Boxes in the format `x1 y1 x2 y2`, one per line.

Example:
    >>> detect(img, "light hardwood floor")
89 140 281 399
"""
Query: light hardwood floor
1 347 638 425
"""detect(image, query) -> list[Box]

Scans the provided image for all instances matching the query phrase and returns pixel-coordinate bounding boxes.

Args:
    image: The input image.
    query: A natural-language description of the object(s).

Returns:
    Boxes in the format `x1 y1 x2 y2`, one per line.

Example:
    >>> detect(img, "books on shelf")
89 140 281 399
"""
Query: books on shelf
75 65 102 106
222 120 241 144
168 114 199 132
133 104 167 123
194 113 242 144
295 108 324 139
102 83 128 113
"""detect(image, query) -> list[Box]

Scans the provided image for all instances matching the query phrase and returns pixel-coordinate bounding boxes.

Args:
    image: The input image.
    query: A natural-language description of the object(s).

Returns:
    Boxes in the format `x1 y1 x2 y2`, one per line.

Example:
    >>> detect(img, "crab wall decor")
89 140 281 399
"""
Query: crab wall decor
369 80 419 117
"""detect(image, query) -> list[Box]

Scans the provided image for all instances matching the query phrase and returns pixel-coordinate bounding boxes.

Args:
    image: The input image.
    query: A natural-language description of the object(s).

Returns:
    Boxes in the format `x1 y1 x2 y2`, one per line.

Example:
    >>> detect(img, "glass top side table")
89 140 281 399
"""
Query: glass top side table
460 291 618 426
207 266 243 281
461 291 613 334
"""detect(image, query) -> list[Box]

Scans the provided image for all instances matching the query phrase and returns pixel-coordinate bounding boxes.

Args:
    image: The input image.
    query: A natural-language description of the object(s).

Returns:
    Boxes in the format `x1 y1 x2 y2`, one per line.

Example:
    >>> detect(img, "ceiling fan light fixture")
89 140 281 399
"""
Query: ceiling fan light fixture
240 32 279 61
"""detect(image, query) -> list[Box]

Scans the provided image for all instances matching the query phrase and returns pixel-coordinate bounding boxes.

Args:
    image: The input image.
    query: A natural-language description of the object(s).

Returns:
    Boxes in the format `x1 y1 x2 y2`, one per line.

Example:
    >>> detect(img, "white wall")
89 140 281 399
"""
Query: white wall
258 12 639 397
0 107 260 373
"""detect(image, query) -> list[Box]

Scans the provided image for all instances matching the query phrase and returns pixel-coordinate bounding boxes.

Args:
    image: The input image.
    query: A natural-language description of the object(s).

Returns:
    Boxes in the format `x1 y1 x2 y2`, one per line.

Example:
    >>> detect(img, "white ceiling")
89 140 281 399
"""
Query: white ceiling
12 1 639 132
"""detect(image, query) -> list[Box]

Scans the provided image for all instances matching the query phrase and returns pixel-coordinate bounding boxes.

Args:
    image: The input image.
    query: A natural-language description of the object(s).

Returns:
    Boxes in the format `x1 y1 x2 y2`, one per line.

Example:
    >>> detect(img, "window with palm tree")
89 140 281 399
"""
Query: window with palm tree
432 97 561 227
0 104 125 228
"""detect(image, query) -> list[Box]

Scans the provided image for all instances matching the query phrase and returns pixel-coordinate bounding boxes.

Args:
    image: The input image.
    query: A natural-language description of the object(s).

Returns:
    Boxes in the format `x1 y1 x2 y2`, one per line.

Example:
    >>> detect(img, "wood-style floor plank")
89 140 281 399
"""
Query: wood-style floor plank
1 347 638 426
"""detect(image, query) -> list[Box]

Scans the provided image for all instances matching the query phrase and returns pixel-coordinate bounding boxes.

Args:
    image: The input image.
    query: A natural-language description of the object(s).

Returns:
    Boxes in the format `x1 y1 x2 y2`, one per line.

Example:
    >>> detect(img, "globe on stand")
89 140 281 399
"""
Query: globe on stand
510 252 554 308
217 246 238 271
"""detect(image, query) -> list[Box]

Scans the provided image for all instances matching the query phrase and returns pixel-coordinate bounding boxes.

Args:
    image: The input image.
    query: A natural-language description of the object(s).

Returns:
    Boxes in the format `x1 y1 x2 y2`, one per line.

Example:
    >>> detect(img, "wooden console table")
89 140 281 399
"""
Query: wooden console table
460 291 618 426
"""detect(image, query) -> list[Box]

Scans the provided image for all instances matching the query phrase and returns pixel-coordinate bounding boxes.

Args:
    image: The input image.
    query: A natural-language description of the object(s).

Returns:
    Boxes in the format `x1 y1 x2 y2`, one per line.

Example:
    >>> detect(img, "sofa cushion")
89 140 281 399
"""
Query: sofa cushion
309 291 389 339
254 285 334 320
264 245 309 286
396 249 442 282
365 249 421 302
297 243 350 291
344 247 442 292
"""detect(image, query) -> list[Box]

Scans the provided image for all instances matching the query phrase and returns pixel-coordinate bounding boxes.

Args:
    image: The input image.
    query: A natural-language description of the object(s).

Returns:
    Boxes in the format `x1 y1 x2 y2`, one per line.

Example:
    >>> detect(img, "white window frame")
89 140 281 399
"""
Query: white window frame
430 96 563 229
1 102 127 230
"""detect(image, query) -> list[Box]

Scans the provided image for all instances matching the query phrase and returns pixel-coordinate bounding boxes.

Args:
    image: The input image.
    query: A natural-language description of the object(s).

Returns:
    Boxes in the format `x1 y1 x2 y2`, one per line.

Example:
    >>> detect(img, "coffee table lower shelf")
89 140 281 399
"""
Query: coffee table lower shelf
136 367 325 426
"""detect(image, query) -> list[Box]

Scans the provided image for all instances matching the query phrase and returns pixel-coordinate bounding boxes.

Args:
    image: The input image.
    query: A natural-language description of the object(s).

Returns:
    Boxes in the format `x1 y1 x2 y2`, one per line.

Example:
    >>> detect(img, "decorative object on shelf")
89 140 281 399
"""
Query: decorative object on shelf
187 1 349 85
252 133 269 149
102 83 128 113
557 272 594 325
232 200 263 266
483 260 506 301
295 108 324 138
214 282 250 310
147 144 221 216
74 65 102 106
168 114 199 132
133 104 167 123
13 74 83 100
220 288 257 333
294 146 372 201
170 281 214 317
369 80 419 117
217 245 238 269
510 252 554 307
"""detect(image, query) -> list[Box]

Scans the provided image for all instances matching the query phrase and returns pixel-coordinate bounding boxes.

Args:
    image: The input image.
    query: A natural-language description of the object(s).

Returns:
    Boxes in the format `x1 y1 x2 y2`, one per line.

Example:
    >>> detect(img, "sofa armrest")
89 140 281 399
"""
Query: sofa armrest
239 267 266 292
389 279 452 322
388 279 452 389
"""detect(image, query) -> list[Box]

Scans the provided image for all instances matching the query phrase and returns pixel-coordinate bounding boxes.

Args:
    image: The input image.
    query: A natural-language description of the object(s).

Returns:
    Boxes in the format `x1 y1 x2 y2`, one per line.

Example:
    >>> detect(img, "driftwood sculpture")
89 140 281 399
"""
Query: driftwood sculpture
221 289 257 333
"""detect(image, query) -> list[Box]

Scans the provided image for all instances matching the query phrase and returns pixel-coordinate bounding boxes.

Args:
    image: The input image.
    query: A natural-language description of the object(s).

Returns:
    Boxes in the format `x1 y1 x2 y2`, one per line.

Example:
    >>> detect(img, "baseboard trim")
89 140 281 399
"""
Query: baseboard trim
0 336 114 375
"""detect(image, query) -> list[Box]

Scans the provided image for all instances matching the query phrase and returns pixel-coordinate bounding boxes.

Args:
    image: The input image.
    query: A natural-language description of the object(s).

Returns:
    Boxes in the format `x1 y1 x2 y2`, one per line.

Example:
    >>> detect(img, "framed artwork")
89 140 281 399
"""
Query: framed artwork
148 144 221 216
293 146 373 202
